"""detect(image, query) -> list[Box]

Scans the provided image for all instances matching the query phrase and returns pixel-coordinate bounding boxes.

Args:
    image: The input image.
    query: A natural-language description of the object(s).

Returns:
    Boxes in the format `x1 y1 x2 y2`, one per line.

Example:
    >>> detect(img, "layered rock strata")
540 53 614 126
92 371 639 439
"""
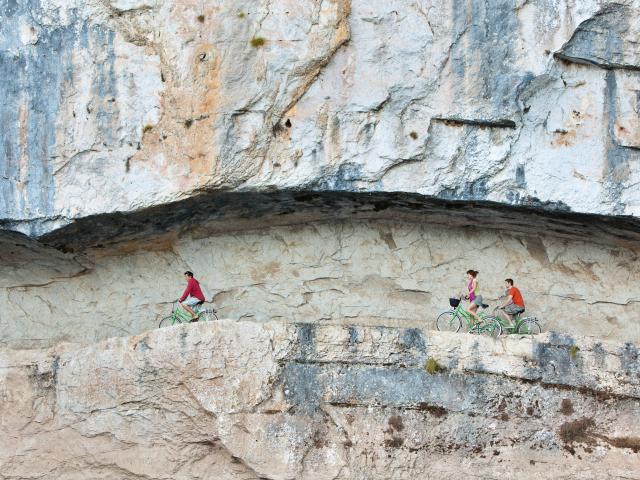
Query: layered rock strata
3 217 639 349
3 0 640 352
2 3 640 478
1 0 639 237
2 322 639 479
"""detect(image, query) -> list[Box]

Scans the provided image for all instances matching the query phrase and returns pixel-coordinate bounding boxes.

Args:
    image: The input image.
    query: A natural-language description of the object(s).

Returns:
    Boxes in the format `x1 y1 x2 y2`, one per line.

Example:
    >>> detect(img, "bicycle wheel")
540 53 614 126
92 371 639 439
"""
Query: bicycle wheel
469 318 502 337
159 315 180 328
436 311 462 333
199 309 218 322
483 317 502 338
468 323 482 335
517 319 541 335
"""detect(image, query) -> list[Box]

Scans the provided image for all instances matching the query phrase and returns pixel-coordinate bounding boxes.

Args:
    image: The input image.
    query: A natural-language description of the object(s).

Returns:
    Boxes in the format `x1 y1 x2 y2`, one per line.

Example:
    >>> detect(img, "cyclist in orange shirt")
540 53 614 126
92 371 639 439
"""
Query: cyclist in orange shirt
499 278 525 324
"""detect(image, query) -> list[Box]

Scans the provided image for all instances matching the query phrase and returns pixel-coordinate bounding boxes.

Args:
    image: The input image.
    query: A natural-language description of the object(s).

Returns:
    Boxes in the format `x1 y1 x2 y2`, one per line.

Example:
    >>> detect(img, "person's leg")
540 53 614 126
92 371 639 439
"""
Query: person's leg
181 303 196 317
191 301 205 322
467 303 481 325
504 305 518 325
496 308 509 324
181 297 199 319
469 295 485 325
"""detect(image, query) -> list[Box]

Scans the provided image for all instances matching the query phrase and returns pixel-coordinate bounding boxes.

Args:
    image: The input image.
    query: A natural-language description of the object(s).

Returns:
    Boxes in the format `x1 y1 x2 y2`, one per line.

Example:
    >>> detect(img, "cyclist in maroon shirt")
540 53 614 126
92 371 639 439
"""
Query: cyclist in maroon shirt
179 271 206 319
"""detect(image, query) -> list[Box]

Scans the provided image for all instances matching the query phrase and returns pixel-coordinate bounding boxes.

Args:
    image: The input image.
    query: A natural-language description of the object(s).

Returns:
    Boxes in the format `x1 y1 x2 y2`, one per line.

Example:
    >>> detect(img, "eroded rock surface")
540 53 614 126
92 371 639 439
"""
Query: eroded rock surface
1 0 639 237
2 4 640 477
3 218 640 349
2 322 639 479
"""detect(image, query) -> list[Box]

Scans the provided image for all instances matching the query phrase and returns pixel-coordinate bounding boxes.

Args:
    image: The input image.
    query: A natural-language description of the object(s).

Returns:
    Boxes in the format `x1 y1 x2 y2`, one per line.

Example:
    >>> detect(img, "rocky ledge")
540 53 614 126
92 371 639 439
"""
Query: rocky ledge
2 322 639 479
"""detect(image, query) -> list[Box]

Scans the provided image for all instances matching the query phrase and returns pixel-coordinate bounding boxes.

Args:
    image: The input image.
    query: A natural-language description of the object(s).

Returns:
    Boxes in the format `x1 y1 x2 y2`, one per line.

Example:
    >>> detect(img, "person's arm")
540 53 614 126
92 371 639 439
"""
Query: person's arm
501 294 513 308
470 279 477 295
179 280 193 302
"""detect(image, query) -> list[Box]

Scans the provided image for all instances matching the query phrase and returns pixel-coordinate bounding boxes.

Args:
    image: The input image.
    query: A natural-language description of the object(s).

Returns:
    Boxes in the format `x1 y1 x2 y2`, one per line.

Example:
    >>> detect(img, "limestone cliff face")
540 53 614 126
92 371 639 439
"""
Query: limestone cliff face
3 4 640 478
3 218 640 349
1 0 639 237
2 322 639 479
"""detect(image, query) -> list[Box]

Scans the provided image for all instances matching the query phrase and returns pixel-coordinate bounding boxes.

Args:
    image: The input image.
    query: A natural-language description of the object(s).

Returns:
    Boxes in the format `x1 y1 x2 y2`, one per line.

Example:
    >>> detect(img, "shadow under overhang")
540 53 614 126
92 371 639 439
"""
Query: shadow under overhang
12 189 639 253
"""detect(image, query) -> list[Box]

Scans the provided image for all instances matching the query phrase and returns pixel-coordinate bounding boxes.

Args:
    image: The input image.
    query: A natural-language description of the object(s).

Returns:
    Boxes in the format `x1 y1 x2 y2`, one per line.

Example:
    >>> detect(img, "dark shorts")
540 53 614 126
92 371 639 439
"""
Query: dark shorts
505 304 525 316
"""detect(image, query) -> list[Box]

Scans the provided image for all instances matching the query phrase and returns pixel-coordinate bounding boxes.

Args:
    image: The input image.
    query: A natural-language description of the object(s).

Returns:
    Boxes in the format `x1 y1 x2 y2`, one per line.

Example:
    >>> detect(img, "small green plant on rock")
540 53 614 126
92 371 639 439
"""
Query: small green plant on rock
197 14 205 23
237 11 246 18
569 345 580 360
143 125 153 133
425 357 441 374
250 37 266 48
409 131 418 140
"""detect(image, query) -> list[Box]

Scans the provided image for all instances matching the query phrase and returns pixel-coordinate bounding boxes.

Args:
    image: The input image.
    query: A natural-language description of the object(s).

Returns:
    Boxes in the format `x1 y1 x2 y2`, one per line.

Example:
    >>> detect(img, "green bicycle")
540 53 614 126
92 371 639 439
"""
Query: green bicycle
436 297 502 337
493 307 542 335
158 301 218 328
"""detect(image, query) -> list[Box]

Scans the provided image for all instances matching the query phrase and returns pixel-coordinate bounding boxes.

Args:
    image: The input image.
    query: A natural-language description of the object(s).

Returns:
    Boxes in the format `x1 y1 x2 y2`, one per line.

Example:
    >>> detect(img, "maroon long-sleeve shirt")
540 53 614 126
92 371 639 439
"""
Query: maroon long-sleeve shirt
180 278 205 302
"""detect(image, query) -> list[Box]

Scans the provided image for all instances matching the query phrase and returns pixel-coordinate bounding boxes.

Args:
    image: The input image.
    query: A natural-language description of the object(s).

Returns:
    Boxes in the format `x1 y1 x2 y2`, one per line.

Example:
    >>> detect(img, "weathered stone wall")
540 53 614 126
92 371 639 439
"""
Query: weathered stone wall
1 0 639 237
2 3 639 478
2 322 639 479
3 218 639 349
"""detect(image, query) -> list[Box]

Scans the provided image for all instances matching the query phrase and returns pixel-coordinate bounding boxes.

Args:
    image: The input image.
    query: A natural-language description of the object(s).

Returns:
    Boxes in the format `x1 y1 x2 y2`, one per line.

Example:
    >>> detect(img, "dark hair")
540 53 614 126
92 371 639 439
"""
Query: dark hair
184 271 194 277
466 270 478 278
505 278 514 286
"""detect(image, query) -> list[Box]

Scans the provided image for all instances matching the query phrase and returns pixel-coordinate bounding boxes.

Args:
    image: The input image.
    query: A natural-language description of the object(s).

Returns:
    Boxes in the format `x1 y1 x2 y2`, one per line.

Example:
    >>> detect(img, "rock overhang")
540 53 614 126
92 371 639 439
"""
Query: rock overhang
18 189 640 252
1 0 640 238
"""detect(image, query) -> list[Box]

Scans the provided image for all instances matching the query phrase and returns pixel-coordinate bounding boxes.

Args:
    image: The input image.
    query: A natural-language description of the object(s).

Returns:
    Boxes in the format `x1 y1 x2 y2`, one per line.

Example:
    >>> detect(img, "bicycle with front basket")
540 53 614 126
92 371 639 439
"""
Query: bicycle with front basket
158 300 218 328
436 297 502 337
492 307 542 335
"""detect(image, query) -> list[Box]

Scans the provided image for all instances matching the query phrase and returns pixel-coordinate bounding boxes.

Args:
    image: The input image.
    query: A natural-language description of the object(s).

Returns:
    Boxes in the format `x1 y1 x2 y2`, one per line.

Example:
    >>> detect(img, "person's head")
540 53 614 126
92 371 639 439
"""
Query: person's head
184 271 194 279
505 278 514 288
466 269 478 280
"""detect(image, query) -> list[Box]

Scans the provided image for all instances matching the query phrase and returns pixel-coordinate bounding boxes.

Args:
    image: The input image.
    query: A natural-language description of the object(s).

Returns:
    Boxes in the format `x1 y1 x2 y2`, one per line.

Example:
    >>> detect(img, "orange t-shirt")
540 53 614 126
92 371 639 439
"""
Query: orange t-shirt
508 287 525 307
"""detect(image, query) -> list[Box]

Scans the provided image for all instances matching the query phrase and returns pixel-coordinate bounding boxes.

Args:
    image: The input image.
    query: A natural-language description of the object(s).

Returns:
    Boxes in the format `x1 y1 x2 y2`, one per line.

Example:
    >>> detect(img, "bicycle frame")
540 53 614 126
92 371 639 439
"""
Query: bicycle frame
494 306 543 335
494 309 524 330
436 297 501 337
453 303 487 326
450 303 497 334
168 302 194 325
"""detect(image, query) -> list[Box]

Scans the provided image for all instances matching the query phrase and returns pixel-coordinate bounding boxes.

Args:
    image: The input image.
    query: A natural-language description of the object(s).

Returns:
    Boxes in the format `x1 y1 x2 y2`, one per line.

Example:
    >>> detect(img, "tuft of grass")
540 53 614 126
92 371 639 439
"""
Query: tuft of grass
250 37 266 48
425 357 441 375
184 119 193 129
569 345 580 359
237 11 246 18
409 131 418 140
196 14 205 23
143 125 153 133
